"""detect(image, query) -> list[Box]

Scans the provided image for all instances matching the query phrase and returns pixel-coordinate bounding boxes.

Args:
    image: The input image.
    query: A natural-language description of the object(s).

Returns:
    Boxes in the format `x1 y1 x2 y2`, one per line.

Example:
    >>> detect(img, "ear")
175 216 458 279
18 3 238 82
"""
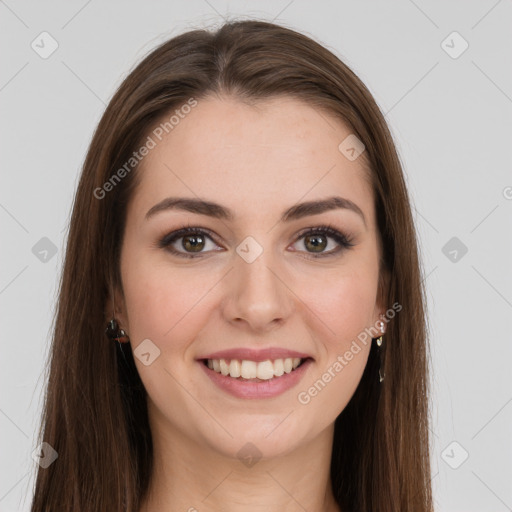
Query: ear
105 284 129 332
373 267 391 333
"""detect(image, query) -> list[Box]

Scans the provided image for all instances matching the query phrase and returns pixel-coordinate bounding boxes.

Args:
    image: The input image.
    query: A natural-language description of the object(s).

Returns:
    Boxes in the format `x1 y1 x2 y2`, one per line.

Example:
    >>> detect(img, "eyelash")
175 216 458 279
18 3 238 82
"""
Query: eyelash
157 223 355 260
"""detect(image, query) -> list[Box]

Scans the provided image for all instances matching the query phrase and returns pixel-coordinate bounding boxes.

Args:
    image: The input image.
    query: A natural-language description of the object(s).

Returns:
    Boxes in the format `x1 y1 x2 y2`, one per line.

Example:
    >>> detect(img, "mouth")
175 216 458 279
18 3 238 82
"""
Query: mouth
198 356 314 399
199 356 314 382
195 345 316 399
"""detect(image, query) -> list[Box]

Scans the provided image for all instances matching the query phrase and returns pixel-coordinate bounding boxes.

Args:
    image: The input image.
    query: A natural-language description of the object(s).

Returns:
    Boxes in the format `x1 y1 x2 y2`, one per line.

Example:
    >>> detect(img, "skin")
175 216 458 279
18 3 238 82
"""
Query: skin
108 95 387 512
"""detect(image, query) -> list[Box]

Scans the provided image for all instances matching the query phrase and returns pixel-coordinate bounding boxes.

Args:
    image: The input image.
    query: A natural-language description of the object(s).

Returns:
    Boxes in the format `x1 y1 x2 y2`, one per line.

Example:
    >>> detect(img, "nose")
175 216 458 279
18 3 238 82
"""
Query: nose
222 249 294 333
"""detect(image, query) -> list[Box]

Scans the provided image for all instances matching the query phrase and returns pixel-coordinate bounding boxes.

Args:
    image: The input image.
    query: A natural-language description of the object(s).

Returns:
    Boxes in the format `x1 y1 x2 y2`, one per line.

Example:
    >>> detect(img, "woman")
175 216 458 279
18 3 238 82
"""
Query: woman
31 19 433 512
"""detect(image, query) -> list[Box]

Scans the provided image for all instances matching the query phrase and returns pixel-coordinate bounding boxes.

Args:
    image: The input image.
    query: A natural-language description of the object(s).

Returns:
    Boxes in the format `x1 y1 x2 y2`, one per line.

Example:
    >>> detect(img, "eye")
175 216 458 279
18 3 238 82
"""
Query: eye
158 226 222 259
158 223 355 260
291 224 355 259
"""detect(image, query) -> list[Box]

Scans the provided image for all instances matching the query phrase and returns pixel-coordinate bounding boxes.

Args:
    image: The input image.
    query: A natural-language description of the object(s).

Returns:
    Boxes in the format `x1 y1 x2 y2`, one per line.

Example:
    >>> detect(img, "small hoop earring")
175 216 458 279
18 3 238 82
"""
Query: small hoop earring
106 283 130 344
375 320 385 383
105 318 130 344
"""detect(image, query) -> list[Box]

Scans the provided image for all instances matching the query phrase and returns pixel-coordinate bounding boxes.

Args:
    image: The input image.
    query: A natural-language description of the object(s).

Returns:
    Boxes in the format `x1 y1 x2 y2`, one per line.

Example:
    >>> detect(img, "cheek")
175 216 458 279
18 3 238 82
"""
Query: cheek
295 276 374 414
120 250 217 348
300 268 378 343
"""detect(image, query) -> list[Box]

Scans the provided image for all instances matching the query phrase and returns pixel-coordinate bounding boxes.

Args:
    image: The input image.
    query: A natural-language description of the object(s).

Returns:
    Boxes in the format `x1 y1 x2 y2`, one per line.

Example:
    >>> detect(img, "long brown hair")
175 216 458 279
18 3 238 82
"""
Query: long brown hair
31 19 433 511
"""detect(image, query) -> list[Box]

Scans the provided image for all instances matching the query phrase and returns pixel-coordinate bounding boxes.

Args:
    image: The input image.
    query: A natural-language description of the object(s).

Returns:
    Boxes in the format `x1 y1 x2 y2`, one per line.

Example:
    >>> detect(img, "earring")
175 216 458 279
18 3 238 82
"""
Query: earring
375 320 385 383
105 318 130 344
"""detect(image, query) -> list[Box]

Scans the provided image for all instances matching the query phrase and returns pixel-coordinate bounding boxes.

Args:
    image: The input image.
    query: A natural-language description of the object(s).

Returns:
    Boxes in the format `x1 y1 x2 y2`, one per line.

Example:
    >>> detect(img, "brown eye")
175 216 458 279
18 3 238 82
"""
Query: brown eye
292 225 355 259
303 234 327 253
181 233 205 252
158 227 221 258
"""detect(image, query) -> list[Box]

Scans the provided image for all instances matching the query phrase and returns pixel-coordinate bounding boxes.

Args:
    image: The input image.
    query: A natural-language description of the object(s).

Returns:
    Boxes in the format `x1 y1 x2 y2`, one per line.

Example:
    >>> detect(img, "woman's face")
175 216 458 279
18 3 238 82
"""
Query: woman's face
115 95 386 459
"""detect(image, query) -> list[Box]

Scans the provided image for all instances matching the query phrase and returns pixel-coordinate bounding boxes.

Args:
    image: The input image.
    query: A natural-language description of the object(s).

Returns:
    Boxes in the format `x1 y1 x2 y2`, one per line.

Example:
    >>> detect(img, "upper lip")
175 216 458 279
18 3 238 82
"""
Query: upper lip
197 348 314 363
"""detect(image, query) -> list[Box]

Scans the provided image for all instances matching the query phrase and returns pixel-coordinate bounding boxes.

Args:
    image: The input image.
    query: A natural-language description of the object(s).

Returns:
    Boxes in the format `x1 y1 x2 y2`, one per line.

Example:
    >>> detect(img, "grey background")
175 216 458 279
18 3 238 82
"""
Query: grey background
1 1 511 510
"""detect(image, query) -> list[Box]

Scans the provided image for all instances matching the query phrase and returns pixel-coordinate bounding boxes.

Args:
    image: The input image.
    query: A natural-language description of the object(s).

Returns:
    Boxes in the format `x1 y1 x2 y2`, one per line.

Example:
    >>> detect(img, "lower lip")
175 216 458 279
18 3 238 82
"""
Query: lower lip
198 359 314 399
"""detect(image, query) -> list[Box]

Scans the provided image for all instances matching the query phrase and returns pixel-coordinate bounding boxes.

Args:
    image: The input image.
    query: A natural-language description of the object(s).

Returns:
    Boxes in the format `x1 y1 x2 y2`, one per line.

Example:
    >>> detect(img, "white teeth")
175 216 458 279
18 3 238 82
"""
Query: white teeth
229 359 241 378
205 357 305 380
241 360 258 379
256 360 274 380
219 359 230 376
273 358 285 376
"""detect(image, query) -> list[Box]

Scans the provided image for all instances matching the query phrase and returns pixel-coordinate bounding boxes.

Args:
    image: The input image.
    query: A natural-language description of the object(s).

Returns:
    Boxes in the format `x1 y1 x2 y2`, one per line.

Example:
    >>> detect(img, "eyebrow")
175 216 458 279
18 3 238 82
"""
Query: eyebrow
145 195 366 227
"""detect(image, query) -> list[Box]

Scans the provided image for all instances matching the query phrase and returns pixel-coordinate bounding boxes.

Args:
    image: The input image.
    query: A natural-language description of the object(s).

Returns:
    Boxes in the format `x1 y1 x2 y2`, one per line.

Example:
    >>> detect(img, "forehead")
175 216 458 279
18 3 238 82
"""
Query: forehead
131 95 374 227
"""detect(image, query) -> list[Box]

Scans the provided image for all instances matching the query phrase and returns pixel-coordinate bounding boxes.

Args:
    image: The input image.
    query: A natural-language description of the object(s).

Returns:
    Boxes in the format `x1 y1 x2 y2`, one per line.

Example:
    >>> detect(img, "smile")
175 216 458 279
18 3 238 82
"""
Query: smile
199 357 314 399
205 357 304 380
